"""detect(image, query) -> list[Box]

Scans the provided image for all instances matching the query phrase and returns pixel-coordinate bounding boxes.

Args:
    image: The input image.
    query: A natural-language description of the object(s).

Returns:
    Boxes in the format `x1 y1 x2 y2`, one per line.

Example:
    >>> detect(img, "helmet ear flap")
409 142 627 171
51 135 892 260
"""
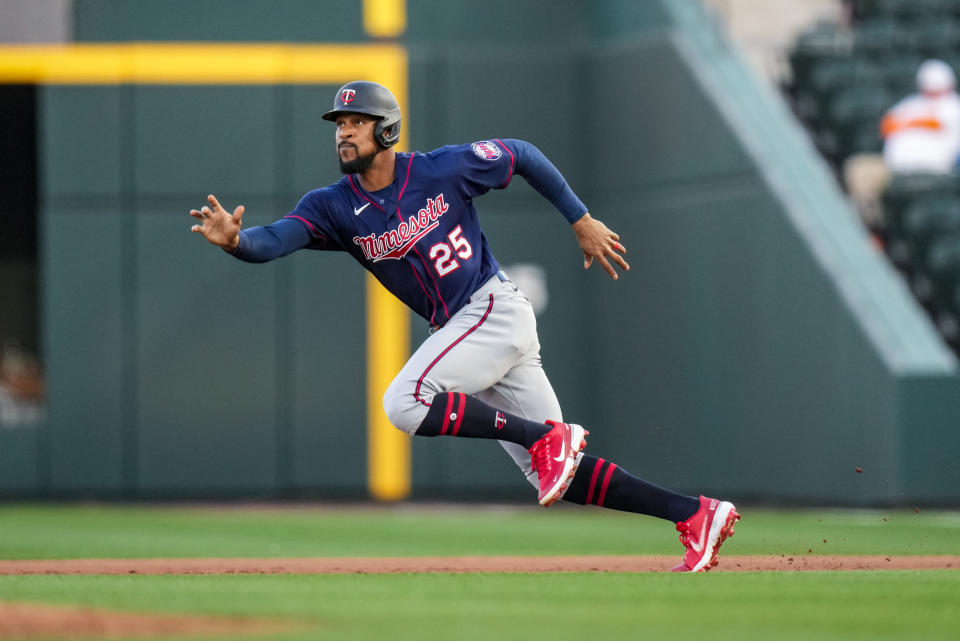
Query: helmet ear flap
375 119 401 148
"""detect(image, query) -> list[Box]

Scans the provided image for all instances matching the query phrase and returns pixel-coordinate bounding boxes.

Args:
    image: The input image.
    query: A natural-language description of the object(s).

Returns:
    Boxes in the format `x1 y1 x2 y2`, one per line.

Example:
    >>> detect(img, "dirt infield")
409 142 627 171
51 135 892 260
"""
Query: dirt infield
0 555 956 575
1 557 956 639
0 601 293 639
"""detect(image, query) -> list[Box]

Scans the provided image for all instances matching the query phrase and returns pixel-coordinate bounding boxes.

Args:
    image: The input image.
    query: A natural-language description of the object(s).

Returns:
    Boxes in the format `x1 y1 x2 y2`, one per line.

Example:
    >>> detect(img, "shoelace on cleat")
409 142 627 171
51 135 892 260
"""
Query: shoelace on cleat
675 521 692 547
530 441 550 481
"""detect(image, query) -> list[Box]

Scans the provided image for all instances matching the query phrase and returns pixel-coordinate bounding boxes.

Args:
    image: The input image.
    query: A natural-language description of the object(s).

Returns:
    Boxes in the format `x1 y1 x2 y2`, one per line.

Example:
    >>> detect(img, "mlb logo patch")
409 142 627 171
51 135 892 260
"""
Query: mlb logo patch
471 141 502 160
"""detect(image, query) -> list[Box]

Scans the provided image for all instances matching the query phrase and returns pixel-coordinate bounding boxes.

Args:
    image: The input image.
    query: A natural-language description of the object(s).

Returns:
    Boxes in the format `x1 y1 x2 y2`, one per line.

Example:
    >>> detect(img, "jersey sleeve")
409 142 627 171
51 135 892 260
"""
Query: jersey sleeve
282 188 347 252
229 188 347 262
456 138 587 223
229 217 313 263
505 138 588 224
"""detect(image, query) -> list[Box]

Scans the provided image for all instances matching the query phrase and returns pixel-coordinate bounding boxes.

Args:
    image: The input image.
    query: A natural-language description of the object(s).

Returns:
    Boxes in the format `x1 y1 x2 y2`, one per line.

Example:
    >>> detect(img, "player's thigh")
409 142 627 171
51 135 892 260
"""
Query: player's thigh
395 294 535 400
383 294 535 430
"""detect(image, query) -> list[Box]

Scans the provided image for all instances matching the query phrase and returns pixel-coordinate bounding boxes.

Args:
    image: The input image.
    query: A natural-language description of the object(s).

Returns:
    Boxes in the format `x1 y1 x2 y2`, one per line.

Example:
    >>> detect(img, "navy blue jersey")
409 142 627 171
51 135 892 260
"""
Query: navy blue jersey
231 138 587 326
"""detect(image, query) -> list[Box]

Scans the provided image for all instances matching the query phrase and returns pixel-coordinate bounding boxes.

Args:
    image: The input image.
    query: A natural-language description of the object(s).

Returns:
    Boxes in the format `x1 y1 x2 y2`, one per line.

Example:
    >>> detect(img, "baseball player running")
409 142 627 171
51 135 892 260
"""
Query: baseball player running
190 81 739 572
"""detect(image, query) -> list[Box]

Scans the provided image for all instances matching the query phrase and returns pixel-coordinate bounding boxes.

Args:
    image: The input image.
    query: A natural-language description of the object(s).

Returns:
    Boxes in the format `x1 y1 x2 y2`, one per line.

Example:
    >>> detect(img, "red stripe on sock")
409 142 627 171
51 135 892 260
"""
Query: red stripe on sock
585 458 606 505
451 393 466 436
596 464 618 507
440 393 455 435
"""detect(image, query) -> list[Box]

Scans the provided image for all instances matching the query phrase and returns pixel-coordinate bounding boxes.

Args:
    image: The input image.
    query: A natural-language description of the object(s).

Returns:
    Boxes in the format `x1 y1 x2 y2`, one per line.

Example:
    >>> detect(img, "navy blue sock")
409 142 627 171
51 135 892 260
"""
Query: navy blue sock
563 455 700 523
416 392 551 448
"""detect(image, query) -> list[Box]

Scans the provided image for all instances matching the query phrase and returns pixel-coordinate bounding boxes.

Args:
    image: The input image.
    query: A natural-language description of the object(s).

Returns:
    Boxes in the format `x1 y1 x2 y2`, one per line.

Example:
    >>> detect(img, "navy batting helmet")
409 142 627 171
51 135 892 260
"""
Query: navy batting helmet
322 80 401 148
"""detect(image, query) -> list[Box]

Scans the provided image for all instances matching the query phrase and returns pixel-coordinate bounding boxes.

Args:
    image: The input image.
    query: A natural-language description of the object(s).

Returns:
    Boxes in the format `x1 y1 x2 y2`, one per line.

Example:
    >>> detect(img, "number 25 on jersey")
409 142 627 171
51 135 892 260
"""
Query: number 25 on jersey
429 225 473 277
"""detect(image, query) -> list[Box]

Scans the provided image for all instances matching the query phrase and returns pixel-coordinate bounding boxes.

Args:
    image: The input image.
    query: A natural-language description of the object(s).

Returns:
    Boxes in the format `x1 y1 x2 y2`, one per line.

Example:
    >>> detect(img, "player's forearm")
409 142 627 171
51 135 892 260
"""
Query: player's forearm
506 139 588 224
229 218 311 263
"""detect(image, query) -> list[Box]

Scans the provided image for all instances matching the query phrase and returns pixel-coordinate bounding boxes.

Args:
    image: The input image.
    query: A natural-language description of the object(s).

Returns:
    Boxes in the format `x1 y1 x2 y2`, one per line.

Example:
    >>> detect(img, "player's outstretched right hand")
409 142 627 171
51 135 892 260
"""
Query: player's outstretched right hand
189 194 244 251
571 212 629 280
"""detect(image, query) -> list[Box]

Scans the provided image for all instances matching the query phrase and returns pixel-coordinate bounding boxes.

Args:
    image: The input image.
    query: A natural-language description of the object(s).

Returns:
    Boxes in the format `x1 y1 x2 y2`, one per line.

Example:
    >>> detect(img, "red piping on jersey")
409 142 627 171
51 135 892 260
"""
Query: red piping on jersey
585 457 606 505
407 261 437 326
347 175 386 212
412 246 451 321
494 138 515 188
396 153 414 214
283 214 325 241
398 155 439 321
346 154 413 214
415 294 495 408
596 463 618 507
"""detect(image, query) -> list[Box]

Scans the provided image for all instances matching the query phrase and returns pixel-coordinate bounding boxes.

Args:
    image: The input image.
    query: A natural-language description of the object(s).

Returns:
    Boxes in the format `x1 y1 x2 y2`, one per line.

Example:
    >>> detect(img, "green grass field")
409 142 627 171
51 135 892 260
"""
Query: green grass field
0 503 958 641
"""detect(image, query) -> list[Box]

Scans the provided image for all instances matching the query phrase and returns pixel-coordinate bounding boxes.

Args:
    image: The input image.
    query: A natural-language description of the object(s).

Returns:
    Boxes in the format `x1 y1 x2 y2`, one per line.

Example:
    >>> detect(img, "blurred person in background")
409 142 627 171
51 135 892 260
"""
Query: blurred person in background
881 59 960 174
846 59 960 238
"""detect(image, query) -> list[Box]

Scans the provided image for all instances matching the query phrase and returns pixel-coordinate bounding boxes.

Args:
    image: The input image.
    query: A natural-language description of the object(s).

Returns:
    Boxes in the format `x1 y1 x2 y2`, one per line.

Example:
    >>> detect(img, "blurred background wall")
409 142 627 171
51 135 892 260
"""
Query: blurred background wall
1 0 958 505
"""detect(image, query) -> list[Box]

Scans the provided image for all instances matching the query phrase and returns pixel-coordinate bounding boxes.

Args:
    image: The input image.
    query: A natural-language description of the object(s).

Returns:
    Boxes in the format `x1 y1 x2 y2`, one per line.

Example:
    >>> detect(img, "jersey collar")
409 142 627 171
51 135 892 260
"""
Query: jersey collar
346 152 414 216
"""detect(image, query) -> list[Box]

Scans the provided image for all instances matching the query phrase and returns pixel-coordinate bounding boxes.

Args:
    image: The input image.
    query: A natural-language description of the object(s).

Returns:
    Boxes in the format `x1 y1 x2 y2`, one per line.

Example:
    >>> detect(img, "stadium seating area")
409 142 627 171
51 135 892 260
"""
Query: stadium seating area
786 0 960 353
787 0 960 167
881 173 960 347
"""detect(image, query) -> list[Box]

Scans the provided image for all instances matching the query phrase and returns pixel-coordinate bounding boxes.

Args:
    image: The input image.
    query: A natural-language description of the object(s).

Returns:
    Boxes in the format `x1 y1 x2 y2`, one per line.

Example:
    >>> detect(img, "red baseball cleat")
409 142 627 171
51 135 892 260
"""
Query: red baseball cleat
529 420 588 507
671 495 740 572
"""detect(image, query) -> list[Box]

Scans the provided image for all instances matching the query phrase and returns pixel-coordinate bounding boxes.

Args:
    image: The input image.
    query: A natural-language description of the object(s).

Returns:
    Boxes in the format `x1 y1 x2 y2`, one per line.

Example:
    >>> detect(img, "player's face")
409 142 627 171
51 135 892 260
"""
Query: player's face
336 113 380 174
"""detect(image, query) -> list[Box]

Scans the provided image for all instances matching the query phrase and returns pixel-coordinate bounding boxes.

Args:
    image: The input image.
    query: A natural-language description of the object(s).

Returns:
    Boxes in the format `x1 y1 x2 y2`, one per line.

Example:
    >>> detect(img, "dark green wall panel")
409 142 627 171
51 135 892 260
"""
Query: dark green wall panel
0 429 42 491
74 0 364 42
899 375 960 501
39 86 123 197
134 205 280 491
286 250 367 491
587 39 752 191
588 0 671 38
407 52 445 146
43 208 126 490
413 438 527 497
587 184 902 502
286 85 342 197
133 86 278 197
418 51 585 190
406 0 587 46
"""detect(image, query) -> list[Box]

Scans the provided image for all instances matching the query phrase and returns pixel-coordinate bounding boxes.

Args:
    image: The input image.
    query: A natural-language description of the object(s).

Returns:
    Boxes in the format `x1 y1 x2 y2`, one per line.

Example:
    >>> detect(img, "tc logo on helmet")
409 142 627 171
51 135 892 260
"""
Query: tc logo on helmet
340 89 356 105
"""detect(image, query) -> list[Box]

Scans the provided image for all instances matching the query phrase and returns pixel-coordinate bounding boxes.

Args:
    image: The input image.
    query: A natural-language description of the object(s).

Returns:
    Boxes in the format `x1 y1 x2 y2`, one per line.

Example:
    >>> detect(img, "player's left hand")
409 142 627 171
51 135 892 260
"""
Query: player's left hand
572 213 629 280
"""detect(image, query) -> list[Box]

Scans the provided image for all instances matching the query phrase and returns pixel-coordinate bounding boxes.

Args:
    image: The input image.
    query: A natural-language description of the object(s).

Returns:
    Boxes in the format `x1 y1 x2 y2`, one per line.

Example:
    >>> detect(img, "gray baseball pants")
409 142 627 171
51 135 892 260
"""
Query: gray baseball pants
382 273 563 487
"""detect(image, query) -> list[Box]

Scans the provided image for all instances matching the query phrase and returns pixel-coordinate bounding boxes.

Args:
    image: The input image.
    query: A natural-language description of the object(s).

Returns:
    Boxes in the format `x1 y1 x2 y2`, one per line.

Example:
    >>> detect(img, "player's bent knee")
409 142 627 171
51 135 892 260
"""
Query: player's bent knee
382 379 424 436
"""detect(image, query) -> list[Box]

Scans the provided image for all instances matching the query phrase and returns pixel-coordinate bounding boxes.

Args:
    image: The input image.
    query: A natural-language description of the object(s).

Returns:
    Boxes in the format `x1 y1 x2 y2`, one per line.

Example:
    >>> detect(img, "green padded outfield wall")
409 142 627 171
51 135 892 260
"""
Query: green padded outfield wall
39 82 367 495
8 0 959 502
